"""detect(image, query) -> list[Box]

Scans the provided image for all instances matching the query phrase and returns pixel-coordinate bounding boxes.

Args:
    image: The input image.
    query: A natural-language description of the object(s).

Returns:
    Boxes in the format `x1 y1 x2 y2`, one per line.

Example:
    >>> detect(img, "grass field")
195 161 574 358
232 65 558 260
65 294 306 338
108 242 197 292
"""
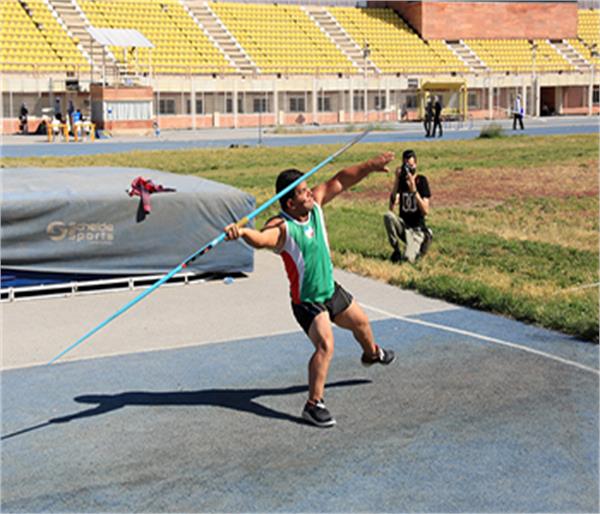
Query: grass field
3 133 598 341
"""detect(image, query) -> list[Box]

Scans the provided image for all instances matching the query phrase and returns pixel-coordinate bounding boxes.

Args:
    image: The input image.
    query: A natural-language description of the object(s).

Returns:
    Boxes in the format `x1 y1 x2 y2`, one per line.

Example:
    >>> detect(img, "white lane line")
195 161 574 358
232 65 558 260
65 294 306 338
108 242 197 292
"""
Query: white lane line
1 328 305 372
363 303 599 376
554 282 600 294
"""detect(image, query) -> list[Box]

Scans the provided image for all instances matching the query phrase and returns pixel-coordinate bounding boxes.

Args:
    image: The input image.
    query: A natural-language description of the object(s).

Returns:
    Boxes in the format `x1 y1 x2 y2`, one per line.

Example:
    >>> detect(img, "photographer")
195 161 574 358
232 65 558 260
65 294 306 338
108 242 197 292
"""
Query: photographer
383 149 432 263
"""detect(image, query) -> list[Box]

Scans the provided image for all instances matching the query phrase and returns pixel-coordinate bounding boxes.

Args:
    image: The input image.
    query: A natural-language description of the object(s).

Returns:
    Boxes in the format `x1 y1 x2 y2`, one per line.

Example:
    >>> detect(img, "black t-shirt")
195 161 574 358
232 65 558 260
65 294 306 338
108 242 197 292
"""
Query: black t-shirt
398 174 431 228
425 102 433 119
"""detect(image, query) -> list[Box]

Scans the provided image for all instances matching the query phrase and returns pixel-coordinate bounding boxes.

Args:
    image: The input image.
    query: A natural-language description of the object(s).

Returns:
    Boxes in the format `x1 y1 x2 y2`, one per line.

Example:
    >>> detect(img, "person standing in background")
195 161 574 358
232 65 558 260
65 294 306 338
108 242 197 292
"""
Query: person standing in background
424 96 433 137
513 94 524 130
431 96 443 137
18 103 28 134
54 97 63 122
67 100 75 131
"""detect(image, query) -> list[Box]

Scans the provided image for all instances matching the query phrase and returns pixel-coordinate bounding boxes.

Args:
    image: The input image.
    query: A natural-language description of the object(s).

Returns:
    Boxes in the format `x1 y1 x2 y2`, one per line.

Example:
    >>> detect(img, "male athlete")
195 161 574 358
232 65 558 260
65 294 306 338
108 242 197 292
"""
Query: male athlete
225 152 396 428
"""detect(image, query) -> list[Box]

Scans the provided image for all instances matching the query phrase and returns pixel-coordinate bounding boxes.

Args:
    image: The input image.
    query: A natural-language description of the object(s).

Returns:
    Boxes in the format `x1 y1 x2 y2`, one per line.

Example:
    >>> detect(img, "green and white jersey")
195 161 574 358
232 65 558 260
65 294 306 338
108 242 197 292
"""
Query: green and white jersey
276 203 334 304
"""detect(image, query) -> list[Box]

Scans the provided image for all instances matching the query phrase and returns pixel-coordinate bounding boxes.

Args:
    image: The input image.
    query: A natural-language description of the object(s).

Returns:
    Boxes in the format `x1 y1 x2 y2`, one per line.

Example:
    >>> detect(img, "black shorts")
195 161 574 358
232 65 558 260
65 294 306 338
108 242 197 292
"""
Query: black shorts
291 282 354 335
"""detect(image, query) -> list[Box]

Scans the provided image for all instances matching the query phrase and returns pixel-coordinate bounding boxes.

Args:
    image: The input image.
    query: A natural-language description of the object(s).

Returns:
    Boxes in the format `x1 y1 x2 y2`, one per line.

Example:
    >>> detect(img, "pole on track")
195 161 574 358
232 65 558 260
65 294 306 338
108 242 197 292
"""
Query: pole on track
48 129 371 365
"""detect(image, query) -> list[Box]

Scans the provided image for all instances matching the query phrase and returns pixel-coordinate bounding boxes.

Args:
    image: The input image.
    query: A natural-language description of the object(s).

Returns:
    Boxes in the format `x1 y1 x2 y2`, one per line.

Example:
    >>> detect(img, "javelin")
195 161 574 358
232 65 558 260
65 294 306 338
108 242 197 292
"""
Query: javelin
48 129 371 365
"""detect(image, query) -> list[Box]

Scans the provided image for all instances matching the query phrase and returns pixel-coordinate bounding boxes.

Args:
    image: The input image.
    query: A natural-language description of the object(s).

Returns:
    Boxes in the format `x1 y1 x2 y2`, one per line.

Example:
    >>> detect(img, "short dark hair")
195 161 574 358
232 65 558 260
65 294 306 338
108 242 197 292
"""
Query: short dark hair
402 149 416 162
276 168 304 210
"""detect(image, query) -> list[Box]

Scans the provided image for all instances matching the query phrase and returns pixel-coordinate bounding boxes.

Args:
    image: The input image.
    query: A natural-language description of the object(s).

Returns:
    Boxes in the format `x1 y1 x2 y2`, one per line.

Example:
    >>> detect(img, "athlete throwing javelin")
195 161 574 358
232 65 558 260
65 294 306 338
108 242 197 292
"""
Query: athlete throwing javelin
225 152 396 428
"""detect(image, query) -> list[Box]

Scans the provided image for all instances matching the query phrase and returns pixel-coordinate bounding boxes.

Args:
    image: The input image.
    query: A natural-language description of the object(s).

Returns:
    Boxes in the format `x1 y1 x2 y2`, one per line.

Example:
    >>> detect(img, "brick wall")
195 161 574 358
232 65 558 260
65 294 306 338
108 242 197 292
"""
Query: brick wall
91 85 154 134
2 117 47 135
562 85 586 107
376 1 578 40
90 85 153 102
156 115 212 130
3 119 19 133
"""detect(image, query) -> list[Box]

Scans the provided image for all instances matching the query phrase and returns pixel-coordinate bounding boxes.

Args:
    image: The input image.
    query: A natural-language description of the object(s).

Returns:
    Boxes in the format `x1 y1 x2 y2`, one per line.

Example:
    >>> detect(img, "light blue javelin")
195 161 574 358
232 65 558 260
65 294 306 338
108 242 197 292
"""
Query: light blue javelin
48 129 371 365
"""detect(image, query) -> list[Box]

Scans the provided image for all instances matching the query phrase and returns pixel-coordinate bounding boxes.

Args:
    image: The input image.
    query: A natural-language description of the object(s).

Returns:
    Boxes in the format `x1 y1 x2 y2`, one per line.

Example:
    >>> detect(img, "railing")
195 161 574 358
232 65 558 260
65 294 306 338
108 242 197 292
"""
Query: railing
0 271 218 303
0 61 91 76
578 0 600 9
2 44 592 78
150 64 473 76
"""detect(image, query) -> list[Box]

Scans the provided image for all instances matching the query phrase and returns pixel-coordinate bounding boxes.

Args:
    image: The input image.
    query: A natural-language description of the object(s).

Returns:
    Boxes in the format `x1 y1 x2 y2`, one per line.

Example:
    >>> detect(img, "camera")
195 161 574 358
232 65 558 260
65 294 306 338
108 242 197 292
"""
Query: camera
399 162 414 182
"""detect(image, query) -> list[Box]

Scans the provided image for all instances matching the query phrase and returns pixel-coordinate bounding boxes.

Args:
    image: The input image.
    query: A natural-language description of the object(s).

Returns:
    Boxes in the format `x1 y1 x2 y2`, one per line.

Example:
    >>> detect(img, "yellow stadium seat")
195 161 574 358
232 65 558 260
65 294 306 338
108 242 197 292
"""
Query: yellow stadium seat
211 2 353 75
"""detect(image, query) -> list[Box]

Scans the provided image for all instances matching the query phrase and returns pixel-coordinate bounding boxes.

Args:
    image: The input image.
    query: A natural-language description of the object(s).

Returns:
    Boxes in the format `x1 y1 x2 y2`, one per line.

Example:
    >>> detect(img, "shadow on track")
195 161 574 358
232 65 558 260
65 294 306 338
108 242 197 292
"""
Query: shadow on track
2 378 371 440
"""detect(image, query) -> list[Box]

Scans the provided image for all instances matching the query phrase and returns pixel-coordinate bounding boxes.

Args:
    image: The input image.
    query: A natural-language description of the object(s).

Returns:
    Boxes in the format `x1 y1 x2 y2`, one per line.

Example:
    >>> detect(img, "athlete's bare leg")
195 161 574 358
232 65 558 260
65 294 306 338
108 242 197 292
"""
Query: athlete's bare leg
306 311 335 403
333 300 379 358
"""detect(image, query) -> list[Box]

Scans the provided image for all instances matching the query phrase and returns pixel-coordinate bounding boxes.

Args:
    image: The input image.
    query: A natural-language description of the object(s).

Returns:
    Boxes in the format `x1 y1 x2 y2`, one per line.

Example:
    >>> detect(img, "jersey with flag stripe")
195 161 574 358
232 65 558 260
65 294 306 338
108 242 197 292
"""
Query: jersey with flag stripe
276 203 334 304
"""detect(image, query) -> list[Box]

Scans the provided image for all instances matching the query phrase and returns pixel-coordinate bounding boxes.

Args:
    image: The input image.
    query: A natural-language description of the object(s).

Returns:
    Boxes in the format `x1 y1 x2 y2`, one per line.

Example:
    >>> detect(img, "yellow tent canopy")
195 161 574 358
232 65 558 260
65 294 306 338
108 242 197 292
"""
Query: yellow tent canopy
420 80 468 121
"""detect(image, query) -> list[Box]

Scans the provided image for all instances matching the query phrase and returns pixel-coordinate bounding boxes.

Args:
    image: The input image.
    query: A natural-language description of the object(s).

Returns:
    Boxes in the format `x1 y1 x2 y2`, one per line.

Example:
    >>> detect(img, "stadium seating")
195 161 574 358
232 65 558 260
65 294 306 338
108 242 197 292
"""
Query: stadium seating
78 0 233 74
464 38 573 72
1 0 597 78
0 0 89 73
211 2 355 75
328 7 468 74
578 8 600 48
568 9 600 66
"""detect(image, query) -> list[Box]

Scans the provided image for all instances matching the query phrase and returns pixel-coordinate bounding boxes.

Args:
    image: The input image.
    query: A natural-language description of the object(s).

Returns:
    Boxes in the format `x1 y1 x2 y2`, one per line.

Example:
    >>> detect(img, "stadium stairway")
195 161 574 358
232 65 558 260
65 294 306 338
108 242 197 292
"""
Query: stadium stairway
304 6 373 75
51 0 114 76
552 40 592 72
185 0 256 75
446 40 488 73
326 7 467 75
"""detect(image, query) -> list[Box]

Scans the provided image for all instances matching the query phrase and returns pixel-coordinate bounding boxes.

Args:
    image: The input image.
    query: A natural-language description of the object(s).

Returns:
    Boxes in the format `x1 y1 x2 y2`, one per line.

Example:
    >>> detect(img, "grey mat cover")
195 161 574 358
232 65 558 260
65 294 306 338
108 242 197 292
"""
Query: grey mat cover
1 167 255 275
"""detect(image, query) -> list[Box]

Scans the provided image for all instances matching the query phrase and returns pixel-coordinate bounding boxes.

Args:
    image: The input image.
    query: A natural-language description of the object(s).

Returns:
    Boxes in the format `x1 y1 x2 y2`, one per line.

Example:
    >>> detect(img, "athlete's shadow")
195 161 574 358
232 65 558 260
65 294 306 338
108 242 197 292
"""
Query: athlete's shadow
2 379 371 440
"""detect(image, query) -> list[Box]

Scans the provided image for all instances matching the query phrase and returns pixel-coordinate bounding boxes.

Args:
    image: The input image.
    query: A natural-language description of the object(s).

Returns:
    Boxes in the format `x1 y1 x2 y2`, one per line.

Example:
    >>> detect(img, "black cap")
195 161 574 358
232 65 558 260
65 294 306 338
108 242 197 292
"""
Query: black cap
402 149 416 161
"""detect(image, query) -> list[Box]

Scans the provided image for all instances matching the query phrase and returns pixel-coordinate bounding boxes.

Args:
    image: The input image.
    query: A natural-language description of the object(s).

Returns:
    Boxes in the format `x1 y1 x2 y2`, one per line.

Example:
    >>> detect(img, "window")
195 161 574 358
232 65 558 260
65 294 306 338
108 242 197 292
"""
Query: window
353 94 365 111
468 92 479 109
159 99 176 115
186 99 204 115
105 101 152 120
253 98 268 113
289 97 305 112
405 94 417 109
374 95 386 110
318 97 331 112
226 98 244 114
594 86 599 105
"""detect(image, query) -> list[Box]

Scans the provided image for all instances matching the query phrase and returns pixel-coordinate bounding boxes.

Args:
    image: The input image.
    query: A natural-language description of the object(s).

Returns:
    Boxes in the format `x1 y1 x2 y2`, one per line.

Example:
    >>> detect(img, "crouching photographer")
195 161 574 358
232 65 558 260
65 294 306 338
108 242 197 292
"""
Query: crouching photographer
383 149 432 263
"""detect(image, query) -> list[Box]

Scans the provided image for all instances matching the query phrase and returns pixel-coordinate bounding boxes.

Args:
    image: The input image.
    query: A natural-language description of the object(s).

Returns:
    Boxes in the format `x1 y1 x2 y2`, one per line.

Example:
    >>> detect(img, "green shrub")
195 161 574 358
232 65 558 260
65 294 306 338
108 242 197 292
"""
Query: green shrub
479 123 505 139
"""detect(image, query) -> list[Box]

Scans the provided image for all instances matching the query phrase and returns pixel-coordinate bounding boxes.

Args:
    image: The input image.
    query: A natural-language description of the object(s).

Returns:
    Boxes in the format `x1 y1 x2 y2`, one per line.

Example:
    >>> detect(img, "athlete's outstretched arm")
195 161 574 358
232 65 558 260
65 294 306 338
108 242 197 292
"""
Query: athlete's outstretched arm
312 152 394 206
